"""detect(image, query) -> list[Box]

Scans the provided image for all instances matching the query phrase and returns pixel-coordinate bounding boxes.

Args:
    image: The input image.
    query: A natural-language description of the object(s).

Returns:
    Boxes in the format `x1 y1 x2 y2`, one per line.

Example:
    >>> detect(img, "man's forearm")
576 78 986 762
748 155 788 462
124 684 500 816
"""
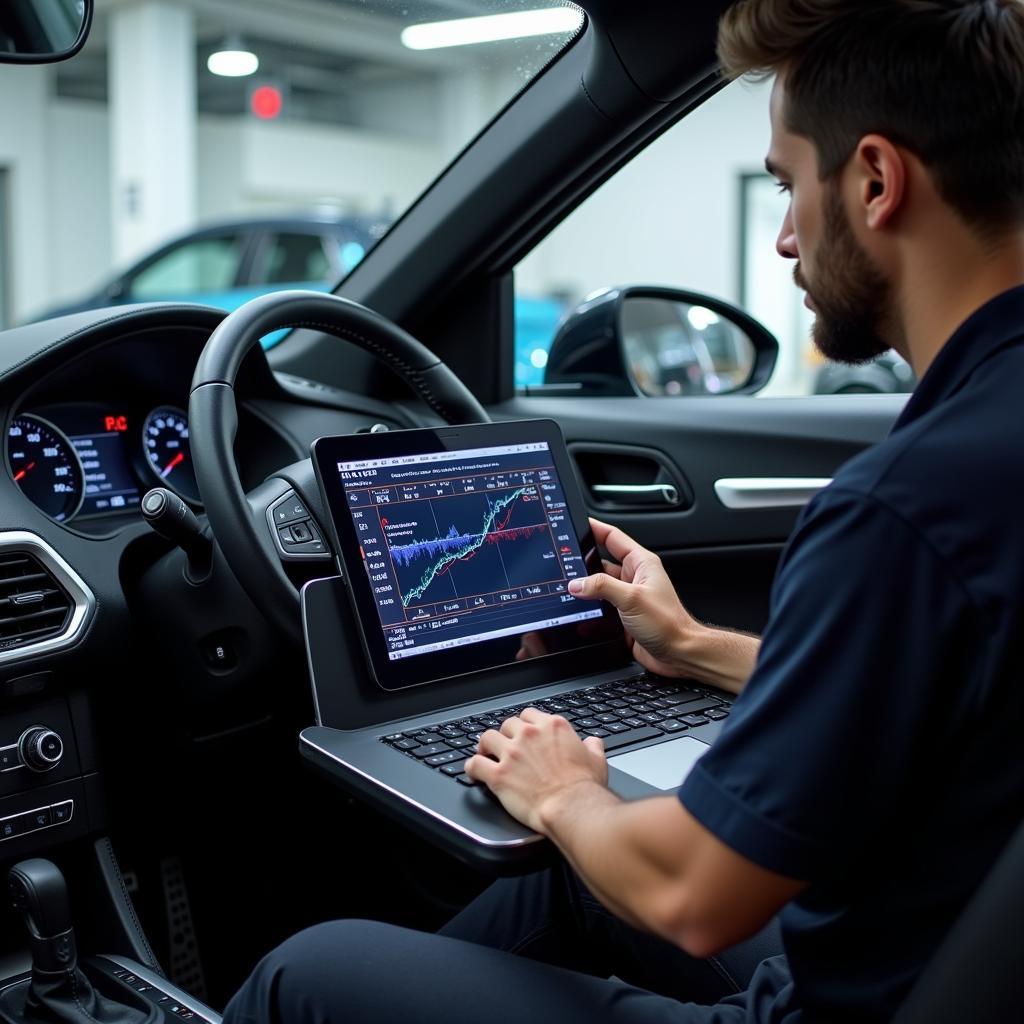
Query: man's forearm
673 623 760 695
538 785 701 945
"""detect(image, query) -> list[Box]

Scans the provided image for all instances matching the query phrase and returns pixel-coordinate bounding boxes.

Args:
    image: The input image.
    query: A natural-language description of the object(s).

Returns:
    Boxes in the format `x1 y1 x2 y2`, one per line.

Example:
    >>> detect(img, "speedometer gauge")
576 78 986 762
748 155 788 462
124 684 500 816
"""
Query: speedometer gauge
142 406 201 504
8 415 85 522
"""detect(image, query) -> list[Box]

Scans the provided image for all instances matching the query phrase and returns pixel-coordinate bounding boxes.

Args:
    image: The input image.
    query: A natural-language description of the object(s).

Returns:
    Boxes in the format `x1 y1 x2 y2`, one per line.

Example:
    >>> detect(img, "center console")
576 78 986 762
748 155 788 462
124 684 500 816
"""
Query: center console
0 677 218 1024
0 695 99 859
0 859 220 1024
0 959 218 1024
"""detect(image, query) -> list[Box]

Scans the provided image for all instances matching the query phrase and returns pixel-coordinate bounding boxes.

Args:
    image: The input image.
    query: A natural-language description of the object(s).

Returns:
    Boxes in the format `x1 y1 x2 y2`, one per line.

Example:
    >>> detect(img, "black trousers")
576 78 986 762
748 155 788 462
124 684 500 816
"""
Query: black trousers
222 860 790 1023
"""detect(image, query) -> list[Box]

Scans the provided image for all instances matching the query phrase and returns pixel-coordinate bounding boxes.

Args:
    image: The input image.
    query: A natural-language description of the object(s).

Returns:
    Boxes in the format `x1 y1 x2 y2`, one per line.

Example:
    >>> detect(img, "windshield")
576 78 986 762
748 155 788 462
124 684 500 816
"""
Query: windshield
0 1 583 336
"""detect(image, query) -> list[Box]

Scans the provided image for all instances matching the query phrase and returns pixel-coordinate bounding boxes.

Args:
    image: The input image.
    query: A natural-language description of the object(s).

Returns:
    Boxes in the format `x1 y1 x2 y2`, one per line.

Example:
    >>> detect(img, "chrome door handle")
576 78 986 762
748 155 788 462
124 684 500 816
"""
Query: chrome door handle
713 477 832 510
591 483 681 506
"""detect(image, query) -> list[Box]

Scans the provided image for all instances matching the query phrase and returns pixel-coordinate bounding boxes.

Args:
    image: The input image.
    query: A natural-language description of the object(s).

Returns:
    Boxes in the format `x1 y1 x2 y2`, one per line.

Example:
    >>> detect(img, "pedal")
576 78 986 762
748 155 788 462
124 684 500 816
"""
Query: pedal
160 856 207 1003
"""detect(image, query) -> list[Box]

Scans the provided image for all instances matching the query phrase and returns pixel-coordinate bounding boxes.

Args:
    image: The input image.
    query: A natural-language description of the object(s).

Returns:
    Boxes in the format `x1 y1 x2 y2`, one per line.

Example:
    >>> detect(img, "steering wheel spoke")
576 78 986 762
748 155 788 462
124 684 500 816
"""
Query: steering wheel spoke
189 290 488 644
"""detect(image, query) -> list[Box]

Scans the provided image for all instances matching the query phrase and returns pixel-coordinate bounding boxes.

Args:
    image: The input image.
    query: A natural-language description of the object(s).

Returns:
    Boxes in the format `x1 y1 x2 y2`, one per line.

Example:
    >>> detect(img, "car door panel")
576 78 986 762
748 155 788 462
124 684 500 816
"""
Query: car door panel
492 393 906 632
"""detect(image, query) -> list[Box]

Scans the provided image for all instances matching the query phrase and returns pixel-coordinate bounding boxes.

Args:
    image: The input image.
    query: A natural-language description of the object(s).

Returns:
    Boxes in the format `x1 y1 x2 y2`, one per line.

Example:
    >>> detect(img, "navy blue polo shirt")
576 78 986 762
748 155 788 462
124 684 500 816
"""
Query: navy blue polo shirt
679 286 1024 1022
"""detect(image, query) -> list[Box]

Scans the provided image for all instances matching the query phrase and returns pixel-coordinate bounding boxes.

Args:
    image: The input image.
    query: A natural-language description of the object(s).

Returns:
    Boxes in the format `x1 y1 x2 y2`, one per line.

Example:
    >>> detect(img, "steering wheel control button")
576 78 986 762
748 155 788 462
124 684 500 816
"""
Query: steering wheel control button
0 745 22 772
18 726 63 772
271 492 310 526
289 522 313 543
269 493 331 561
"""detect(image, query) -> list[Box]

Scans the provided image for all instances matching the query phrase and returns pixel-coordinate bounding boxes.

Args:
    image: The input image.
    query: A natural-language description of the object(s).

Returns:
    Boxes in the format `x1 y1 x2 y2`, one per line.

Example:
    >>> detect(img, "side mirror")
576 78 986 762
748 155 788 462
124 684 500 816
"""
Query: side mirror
544 286 779 397
0 0 92 65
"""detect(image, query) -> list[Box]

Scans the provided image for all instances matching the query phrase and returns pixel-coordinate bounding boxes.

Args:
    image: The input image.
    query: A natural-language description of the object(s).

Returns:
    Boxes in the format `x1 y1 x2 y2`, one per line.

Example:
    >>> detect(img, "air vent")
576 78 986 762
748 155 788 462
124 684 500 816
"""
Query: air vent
0 551 74 652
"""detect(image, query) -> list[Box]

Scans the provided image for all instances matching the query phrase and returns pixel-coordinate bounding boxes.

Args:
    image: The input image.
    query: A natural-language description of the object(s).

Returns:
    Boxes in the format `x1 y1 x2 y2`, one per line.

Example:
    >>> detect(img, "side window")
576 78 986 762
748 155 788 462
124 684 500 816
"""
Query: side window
513 79 822 396
129 234 244 299
251 232 331 286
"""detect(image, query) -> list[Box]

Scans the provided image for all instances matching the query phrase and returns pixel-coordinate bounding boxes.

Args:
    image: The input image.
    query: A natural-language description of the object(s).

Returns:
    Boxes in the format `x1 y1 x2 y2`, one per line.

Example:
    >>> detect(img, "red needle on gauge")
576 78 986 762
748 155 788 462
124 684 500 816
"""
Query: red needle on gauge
161 453 185 478
13 461 35 482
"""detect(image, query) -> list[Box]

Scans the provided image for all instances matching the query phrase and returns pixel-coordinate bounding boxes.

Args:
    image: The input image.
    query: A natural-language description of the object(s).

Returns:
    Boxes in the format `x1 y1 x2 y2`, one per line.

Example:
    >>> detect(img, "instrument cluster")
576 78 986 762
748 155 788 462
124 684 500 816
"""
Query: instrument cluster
8 403 200 523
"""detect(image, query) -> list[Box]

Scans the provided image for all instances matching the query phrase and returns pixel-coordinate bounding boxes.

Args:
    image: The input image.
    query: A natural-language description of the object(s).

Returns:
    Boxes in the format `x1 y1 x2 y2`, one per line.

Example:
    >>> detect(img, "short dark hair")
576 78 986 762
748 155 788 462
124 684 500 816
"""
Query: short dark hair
718 0 1024 235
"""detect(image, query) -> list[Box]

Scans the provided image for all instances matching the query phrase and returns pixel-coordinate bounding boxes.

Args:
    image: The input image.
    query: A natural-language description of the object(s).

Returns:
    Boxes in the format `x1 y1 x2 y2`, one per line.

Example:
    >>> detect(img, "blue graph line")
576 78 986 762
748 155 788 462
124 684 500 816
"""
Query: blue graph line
398 487 529 607
390 524 475 568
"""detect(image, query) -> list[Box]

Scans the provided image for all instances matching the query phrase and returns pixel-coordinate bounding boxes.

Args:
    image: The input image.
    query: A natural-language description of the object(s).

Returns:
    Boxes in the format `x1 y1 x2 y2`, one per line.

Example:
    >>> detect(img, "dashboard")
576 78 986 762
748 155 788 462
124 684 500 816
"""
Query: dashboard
0 316 323 536
9 403 198 522
0 303 414 699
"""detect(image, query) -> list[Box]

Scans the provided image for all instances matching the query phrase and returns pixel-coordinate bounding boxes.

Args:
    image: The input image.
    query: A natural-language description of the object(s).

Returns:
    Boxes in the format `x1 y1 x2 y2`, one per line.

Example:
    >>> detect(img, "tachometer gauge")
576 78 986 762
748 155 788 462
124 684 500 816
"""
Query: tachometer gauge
142 406 201 504
8 415 85 522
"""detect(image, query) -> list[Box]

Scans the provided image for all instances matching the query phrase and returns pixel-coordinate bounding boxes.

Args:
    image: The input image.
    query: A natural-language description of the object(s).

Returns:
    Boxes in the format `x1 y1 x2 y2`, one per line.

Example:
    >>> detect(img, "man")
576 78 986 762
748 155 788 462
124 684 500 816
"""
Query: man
224 1 1024 1020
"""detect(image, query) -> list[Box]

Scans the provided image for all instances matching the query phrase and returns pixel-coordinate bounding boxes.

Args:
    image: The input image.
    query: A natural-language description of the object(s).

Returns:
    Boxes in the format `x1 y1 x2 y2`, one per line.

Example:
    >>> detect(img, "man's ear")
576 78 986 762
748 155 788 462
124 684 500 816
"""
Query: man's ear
852 134 906 231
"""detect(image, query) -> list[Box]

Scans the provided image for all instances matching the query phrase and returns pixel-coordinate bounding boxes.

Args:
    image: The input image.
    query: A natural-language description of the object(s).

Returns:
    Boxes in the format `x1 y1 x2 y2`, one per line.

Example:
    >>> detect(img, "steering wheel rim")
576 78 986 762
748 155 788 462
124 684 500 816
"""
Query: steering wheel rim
188 290 490 643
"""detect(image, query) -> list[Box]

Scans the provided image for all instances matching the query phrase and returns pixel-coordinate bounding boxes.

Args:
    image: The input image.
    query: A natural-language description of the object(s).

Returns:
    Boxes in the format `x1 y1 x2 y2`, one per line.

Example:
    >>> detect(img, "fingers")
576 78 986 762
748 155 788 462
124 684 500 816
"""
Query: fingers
568 570 636 609
499 715 527 738
477 727 511 757
601 559 623 580
463 753 496 784
589 518 649 564
582 735 606 758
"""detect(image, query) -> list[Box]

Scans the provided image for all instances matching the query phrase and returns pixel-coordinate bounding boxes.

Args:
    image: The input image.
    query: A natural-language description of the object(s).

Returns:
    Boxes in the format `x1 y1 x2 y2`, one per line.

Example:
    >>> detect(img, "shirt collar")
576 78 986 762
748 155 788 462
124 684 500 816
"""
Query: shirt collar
894 283 1024 431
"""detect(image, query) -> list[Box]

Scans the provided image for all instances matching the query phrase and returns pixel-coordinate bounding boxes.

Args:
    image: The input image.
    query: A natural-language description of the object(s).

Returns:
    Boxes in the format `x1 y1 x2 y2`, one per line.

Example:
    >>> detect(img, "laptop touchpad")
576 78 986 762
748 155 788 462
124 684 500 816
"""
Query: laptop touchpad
608 736 709 791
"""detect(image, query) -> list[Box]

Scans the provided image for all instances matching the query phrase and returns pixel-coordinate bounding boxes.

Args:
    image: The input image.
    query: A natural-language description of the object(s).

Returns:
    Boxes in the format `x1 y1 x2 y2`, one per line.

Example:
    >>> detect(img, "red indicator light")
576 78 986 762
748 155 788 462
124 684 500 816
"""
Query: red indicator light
251 85 282 120
105 415 129 432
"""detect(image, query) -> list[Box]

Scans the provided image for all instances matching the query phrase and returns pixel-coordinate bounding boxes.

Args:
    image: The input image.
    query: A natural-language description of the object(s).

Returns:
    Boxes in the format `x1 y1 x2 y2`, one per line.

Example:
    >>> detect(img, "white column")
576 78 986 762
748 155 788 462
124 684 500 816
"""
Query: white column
438 67 492 163
0 64 51 322
108 0 196 266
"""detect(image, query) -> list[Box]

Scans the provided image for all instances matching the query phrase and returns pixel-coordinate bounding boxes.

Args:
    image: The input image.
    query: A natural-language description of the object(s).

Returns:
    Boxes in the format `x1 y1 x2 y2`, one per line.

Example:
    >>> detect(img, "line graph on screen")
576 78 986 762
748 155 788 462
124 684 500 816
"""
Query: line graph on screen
383 485 561 608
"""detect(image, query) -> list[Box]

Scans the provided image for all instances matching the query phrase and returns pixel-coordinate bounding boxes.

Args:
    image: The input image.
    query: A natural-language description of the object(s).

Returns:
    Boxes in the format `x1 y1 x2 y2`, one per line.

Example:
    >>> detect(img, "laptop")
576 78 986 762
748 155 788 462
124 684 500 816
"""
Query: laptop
301 419 732 870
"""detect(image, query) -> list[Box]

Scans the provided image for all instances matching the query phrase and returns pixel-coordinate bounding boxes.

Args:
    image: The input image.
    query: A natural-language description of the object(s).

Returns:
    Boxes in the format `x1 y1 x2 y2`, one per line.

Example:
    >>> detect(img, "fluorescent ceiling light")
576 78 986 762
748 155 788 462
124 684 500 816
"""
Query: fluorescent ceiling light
401 8 584 50
687 306 720 331
207 48 258 77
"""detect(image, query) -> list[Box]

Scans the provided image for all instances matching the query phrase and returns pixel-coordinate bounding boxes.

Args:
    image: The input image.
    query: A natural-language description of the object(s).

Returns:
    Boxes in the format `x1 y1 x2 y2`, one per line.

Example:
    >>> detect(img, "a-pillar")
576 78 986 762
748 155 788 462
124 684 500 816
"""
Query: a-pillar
108 0 196 266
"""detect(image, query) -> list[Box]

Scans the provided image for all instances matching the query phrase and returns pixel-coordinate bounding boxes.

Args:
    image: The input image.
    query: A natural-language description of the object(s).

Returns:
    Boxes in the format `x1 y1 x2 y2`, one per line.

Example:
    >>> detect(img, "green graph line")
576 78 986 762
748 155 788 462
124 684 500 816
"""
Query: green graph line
400 487 530 606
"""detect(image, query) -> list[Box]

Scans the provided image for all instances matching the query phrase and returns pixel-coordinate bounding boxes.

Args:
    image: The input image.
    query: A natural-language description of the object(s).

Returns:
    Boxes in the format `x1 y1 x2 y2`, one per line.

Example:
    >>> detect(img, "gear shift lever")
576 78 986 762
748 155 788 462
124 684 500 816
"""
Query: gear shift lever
4 859 155 1024
8 859 77 972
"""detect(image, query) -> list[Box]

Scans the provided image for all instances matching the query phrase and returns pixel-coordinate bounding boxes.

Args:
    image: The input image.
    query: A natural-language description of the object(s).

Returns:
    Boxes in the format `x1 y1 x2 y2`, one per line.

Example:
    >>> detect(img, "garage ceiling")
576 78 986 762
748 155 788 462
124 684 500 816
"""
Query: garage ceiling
58 0 573 130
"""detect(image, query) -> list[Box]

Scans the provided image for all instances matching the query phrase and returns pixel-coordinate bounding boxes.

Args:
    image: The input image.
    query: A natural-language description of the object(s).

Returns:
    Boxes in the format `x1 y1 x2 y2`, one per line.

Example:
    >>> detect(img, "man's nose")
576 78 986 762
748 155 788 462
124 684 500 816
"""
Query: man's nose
776 206 798 260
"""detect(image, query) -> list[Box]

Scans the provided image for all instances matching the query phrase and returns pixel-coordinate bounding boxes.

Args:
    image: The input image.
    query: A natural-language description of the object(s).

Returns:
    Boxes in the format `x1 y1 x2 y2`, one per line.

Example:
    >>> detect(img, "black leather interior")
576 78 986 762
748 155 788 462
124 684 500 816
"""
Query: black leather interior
893 816 1024 1023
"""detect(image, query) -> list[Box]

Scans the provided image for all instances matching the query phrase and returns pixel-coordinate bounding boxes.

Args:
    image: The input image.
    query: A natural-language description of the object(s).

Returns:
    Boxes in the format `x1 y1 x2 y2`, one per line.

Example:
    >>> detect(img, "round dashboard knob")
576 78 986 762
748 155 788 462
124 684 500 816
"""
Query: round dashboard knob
18 727 63 772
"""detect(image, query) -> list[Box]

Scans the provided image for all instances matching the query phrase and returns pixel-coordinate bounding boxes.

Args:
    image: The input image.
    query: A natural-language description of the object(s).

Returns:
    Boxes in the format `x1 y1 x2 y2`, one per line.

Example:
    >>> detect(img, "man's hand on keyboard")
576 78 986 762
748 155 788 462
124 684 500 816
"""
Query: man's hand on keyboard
465 708 608 834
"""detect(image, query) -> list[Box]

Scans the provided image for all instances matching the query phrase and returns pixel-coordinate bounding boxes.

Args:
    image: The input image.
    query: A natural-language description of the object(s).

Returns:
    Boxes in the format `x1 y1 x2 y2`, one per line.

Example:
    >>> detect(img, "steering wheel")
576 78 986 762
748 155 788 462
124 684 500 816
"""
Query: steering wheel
188 290 490 644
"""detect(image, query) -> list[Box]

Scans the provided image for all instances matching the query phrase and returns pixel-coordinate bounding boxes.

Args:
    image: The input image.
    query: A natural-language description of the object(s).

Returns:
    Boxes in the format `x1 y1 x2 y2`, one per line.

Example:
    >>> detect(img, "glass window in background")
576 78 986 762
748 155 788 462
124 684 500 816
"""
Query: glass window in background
513 78 821 396
23 2 583 328
128 231 245 296
253 232 331 286
129 234 245 299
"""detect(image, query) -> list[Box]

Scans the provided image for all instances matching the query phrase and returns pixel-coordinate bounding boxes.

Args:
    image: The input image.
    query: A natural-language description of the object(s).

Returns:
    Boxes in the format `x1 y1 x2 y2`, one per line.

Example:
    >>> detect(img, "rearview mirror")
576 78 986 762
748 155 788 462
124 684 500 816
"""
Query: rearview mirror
543 286 779 397
0 0 92 64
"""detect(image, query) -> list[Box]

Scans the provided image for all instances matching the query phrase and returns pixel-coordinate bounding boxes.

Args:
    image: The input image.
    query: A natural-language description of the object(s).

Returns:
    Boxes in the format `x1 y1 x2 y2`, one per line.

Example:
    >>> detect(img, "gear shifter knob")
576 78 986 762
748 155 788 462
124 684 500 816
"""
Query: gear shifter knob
4 860 154 1024
9 859 76 970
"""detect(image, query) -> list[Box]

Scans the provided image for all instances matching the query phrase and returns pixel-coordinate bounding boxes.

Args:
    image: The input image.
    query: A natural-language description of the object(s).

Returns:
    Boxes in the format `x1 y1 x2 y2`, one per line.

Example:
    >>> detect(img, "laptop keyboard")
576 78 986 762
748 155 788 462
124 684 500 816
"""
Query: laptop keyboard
380 673 730 788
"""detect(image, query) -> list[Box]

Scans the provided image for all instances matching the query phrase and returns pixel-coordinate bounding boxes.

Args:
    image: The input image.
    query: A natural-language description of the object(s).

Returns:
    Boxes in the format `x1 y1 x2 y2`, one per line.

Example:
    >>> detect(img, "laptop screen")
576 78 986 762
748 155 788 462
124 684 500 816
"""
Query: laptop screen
312 420 625 691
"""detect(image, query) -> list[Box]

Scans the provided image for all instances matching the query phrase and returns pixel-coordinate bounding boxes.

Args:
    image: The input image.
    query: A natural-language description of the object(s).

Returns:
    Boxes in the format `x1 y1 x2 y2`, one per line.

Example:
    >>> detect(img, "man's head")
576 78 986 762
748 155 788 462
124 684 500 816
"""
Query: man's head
718 0 1024 363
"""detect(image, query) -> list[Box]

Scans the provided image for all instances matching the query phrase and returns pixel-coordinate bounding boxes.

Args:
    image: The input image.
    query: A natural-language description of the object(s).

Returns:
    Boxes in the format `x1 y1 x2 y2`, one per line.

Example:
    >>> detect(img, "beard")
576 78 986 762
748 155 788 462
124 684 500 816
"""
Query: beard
797 184 894 364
